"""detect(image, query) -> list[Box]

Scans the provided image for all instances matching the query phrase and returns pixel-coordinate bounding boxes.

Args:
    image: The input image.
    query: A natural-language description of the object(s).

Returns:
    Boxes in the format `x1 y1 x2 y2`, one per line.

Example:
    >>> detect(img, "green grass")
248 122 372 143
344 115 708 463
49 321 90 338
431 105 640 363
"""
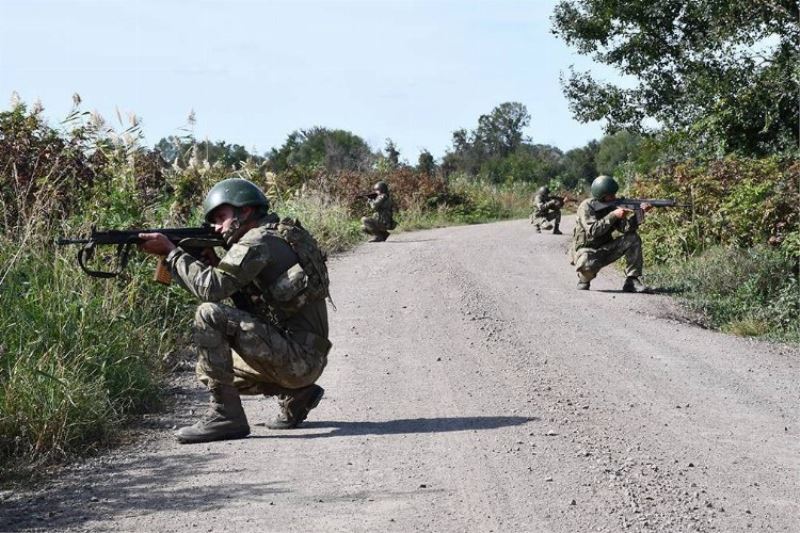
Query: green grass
0 236 196 474
397 177 534 230
274 192 364 253
647 245 799 342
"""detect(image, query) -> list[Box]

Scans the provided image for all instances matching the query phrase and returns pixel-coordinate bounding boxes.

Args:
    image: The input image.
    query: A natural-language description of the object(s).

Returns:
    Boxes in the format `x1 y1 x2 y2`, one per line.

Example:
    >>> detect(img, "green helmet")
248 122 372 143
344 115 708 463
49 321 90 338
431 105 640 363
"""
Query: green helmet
202 177 269 222
373 181 389 194
590 175 619 200
537 186 549 196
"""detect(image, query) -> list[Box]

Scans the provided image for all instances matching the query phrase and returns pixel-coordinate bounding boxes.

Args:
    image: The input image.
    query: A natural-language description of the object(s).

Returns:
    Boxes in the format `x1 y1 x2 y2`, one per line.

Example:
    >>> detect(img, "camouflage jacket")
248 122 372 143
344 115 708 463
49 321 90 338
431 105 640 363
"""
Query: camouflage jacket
165 218 328 338
572 198 639 251
369 193 395 229
533 192 561 216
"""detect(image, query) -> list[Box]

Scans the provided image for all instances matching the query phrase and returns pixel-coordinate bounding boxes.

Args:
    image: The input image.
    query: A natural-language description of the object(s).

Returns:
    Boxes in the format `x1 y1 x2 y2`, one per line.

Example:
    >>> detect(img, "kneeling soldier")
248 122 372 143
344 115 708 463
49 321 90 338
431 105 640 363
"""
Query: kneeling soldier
361 181 396 242
530 185 563 234
571 175 652 292
139 177 331 443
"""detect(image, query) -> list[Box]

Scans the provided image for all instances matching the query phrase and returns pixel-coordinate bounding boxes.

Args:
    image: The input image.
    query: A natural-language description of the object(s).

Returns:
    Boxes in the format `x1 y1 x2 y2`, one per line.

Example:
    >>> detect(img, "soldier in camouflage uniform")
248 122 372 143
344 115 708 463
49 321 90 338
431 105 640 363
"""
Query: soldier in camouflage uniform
139 177 331 444
361 181 396 242
571 175 652 292
530 185 563 234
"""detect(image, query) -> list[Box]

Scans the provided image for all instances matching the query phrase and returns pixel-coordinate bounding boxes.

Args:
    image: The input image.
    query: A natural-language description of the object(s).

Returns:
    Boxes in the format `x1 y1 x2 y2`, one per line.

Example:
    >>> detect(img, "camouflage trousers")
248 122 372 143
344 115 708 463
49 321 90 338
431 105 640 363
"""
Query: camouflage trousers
361 216 388 237
530 209 561 228
193 302 330 393
573 233 643 282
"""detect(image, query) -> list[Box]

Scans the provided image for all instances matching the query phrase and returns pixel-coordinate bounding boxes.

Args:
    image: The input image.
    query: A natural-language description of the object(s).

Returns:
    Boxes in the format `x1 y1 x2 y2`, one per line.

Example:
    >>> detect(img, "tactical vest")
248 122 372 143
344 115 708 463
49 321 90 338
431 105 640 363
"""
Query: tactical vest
572 199 616 252
261 217 331 315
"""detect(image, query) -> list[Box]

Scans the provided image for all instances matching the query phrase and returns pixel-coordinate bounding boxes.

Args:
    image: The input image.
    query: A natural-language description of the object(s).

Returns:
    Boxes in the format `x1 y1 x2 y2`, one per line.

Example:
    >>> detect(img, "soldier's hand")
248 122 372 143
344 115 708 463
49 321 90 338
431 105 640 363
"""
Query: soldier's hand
612 207 632 219
640 202 653 212
200 247 220 267
138 233 176 256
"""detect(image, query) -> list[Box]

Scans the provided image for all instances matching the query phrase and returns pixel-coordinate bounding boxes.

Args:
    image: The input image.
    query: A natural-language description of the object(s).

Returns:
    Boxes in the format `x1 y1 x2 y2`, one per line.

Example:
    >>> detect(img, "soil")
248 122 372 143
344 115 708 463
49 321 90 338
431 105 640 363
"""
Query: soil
2 219 798 532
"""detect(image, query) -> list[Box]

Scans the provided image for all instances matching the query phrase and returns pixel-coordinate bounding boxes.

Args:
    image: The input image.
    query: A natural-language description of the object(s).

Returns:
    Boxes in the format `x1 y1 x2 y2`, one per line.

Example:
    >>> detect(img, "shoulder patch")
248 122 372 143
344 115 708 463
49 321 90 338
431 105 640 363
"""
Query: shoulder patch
223 244 250 268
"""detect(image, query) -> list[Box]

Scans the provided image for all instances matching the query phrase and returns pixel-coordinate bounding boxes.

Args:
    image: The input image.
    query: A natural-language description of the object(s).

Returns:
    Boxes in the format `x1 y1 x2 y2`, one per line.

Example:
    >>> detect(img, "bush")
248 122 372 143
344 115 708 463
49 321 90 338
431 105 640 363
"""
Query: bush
648 246 799 340
628 156 799 264
627 156 799 341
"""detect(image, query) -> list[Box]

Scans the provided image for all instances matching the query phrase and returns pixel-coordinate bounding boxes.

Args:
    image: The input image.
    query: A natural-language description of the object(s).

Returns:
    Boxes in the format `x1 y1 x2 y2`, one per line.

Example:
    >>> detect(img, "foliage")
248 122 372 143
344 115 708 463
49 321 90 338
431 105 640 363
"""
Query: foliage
444 102 535 179
155 137 262 169
441 102 646 191
266 127 376 180
417 149 436 175
555 141 598 190
630 156 799 342
628 156 800 264
0 101 102 238
552 0 800 156
397 175 535 229
382 138 400 169
595 130 643 177
0 247 182 465
648 245 799 341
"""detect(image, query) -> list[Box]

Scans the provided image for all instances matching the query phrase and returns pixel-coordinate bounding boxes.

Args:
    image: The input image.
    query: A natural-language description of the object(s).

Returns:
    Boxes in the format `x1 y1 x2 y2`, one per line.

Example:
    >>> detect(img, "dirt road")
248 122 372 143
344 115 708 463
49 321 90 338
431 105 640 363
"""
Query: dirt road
3 219 798 532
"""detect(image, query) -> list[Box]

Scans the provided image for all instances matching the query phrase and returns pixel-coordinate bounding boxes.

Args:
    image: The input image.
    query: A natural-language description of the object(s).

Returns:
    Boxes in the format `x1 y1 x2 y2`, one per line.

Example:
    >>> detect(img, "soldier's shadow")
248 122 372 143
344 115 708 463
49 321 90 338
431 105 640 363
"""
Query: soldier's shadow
255 415 536 439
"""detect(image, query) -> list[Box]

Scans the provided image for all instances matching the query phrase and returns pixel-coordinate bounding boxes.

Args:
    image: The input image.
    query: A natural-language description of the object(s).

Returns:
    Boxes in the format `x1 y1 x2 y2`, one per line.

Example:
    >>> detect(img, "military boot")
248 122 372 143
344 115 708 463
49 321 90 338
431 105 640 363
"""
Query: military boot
552 224 562 235
266 384 325 430
175 384 250 444
622 276 648 293
576 281 590 290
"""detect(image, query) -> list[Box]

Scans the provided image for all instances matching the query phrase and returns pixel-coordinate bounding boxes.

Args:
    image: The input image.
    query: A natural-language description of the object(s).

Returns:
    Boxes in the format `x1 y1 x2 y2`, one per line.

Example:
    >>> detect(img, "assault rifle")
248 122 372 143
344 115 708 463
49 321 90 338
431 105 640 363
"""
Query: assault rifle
355 191 379 200
597 198 691 223
57 226 224 281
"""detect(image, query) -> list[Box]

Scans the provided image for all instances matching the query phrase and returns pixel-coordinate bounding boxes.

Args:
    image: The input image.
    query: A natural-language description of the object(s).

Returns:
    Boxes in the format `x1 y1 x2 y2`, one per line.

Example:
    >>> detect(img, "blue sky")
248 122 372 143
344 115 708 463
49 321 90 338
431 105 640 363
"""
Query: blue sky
0 0 617 162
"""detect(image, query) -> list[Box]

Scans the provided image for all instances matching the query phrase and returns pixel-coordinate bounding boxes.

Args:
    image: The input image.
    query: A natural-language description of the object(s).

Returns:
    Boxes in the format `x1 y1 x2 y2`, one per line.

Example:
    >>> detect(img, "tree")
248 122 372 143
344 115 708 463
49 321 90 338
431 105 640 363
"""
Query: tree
475 102 531 158
267 127 374 174
444 102 533 177
558 141 599 190
384 138 400 168
595 130 642 176
552 0 799 156
417 149 436 175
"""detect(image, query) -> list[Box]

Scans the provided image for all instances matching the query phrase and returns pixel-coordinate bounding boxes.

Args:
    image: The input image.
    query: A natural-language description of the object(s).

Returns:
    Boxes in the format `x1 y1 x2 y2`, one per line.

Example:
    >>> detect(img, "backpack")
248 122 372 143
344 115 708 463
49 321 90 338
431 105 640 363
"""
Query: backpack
267 217 331 305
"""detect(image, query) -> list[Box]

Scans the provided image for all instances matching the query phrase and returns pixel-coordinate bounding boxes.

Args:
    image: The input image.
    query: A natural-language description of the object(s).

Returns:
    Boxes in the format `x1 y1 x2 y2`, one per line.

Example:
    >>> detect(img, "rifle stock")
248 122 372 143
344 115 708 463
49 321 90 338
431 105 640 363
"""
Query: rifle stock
154 257 173 285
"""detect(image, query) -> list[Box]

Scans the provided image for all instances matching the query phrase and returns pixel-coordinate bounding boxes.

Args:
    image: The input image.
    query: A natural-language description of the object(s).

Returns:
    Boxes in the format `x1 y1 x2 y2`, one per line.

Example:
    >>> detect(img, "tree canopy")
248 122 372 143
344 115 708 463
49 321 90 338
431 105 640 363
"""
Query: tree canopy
267 127 374 174
552 0 799 156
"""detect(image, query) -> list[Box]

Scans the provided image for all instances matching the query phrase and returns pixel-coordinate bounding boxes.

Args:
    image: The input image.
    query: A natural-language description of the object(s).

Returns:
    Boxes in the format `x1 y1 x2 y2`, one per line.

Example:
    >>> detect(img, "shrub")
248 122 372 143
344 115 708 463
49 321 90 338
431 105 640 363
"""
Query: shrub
648 245 799 340
628 156 799 264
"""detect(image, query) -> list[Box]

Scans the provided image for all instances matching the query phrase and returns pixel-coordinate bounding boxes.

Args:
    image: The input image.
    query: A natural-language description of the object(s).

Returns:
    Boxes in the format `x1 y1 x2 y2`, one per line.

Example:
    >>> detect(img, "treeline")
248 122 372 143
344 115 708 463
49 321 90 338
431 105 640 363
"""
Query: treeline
152 101 640 194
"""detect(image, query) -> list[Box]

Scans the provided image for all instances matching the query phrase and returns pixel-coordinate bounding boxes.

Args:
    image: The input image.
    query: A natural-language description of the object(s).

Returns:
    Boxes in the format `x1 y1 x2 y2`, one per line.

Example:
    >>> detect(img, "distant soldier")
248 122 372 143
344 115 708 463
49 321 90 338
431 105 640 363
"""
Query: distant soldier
530 185 563 234
138 177 331 443
571 175 652 292
360 181 396 242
